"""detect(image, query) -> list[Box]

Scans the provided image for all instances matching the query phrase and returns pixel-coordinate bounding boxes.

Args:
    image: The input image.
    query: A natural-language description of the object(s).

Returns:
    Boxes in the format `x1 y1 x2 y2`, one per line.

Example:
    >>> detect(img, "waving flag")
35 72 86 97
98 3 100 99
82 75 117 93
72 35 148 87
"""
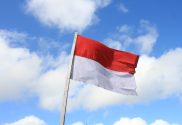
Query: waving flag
71 35 139 95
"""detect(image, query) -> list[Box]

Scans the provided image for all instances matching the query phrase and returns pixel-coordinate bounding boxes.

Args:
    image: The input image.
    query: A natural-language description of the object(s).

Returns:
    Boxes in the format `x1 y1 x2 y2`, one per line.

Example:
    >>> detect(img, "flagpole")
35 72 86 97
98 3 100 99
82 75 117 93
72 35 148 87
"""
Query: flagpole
60 32 78 125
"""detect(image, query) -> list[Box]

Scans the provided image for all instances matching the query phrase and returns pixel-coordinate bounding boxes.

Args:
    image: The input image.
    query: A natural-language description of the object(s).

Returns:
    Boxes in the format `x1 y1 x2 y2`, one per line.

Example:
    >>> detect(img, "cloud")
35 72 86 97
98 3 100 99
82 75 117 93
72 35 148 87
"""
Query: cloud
95 123 104 125
0 30 42 101
34 52 70 110
72 122 84 125
71 122 103 125
3 115 46 125
118 3 128 13
0 29 70 111
135 20 158 54
114 117 147 125
25 0 111 32
0 30 28 45
3 116 178 125
151 120 179 125
0 29 67 55
113 117 179 125
72 117 179 125
105 20 158 54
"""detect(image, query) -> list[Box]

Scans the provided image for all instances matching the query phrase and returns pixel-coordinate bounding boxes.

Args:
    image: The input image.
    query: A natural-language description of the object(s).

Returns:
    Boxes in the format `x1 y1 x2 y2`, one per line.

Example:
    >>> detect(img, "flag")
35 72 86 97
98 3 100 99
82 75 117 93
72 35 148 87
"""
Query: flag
71 35 139 95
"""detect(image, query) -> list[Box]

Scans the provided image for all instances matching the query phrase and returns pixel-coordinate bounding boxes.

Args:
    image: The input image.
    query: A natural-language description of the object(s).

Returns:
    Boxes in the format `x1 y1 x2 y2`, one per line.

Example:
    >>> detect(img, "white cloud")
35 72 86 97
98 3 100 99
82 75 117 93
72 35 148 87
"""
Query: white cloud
0 31 42 101
135 20 158 54
105 20 158 54
151 120 179 125
72 122 104 125
34 52 70 110
3 115 46 125
3 116 178 125
0 29 69 111
118 3 128 13
114 117 147 125
72 122 84 125
95 123 104 125
113 117 179 125
135 48 182 102
0 30 27 44
25 0 111 32
72 117 179 125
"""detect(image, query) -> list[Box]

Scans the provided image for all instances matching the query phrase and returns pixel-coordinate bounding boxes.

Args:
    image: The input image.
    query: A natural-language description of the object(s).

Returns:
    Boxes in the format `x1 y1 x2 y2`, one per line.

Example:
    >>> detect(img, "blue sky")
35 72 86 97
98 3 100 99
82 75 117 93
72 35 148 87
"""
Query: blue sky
0 0 182 125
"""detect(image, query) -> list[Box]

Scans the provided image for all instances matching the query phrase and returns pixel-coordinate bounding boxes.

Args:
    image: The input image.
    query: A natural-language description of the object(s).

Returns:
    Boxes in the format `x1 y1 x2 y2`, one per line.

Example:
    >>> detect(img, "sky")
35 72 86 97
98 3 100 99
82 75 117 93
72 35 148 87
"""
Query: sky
0 0 182 125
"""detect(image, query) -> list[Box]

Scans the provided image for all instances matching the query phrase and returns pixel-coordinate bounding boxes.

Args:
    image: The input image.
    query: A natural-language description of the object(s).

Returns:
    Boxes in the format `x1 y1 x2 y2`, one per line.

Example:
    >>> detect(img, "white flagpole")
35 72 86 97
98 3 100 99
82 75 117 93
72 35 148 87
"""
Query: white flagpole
60 32 78 125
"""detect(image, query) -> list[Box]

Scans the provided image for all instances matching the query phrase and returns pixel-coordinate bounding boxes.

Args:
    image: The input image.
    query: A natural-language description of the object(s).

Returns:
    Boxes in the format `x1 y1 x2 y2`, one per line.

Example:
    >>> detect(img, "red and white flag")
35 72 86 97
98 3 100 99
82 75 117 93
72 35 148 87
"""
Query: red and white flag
71 35 139 95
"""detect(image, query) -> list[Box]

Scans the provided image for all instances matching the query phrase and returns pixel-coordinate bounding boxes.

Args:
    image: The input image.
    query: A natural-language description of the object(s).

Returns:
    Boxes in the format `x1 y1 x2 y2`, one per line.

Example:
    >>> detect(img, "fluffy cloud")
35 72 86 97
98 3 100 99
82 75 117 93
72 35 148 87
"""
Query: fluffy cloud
151 120 179 125
0 31 42 101
3 116 46 125
135 20 158 54
3 116 179 125
0 29 69 111
114 117 147 125
72 122 103 125
95 123 104 125
72 118 178 125
106 20 158 54
33 52 69 110
72 122 84 125
25 0 111 32
113 117 179 125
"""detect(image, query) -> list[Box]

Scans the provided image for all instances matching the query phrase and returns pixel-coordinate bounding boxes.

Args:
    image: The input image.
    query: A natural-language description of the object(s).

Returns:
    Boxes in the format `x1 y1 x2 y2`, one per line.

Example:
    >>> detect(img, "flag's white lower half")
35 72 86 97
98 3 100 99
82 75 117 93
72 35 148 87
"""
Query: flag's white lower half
71 56 137 95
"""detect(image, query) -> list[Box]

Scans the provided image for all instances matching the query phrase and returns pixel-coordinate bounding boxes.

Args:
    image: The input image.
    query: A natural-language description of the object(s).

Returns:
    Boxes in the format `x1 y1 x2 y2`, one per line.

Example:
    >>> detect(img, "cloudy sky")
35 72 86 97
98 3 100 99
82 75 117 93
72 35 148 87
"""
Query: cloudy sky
0 0 182 125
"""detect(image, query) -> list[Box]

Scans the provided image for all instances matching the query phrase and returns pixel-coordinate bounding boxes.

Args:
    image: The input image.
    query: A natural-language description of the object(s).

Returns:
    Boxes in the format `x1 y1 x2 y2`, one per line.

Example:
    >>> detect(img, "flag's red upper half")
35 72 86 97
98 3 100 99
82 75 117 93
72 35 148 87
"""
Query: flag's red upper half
74 35 139 74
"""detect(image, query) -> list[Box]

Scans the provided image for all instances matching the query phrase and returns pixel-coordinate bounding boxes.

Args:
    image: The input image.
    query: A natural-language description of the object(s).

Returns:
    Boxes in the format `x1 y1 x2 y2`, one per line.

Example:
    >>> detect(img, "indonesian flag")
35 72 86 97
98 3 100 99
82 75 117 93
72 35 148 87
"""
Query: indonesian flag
71 35 139 95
